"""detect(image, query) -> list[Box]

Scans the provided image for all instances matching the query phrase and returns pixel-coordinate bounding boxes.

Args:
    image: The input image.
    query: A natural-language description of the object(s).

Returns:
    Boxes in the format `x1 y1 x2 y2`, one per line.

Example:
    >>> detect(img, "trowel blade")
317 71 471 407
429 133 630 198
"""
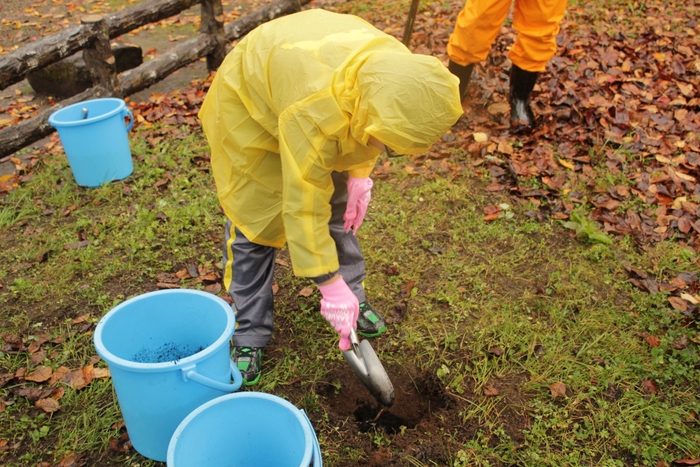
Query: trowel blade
343 335 395 407
358 339 394 407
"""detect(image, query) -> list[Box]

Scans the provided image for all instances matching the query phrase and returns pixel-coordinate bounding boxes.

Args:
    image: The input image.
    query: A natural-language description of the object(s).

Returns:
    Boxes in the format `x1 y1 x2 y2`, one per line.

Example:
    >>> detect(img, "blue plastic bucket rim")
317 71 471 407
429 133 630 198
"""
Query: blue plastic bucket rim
166 392 315 466
48 97 129 128
94 289 235 373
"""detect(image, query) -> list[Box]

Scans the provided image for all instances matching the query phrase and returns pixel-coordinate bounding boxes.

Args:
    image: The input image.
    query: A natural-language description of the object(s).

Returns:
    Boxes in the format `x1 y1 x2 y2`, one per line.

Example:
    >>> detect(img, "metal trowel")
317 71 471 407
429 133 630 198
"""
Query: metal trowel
343 329 395 407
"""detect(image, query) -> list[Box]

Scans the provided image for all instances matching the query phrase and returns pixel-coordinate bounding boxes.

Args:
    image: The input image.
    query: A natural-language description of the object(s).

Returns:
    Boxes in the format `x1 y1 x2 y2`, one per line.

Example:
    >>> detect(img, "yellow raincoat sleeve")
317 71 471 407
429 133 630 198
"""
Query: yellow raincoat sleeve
278 89 365 278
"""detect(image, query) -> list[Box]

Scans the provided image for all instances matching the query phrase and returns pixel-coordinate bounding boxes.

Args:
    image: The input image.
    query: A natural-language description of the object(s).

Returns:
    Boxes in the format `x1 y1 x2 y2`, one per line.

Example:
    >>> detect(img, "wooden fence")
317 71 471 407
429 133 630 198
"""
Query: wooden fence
0 0 309 158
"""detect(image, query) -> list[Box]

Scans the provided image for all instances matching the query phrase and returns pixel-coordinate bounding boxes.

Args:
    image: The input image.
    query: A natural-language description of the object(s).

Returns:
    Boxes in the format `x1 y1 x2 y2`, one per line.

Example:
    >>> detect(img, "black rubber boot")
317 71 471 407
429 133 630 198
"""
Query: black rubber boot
509 64 539 132
448 60 475 101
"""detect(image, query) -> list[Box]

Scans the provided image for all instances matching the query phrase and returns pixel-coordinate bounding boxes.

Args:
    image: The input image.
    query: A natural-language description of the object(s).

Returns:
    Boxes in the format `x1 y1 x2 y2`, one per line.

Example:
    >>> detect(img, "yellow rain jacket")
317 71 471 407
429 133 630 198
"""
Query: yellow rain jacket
448 0 567 72
199 9 462 278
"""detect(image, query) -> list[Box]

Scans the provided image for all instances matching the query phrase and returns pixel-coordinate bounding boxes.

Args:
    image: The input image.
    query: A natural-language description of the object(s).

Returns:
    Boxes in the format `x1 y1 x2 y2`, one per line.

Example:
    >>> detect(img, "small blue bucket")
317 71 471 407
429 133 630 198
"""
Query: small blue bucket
94 289 243 462
167 392 323 467
48 97 134 187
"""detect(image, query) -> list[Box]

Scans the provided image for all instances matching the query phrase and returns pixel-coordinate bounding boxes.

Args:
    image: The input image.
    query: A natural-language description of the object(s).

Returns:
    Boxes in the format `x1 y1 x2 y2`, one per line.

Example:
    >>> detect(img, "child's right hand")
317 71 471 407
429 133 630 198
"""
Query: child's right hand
318 276 359 350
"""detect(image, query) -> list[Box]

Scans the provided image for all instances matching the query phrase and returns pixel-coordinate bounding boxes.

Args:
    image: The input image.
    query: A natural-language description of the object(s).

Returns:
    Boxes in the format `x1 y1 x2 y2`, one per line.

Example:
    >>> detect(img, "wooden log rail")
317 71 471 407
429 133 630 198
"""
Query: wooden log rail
0 0 307 159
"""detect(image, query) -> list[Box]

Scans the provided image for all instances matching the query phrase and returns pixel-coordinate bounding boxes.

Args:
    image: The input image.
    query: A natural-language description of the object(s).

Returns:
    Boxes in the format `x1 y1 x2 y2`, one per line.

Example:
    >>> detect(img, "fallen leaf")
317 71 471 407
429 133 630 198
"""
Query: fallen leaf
50 366 71 385
646 335 661 347
669 297 688 311
549 381 567 399
65 369 88 390
558 158 575 170
680 293 699 305
487 102 509 115
93 367 110 379
483 385 499 397
487 346 504 356
50 386 65 400
271 284 279 295
672 459 700 465
473 132 488 143
58 452 84 467
298 286 314 297
24 366 52 383
35 398 60 413
71 314 90 325
641 379 658 394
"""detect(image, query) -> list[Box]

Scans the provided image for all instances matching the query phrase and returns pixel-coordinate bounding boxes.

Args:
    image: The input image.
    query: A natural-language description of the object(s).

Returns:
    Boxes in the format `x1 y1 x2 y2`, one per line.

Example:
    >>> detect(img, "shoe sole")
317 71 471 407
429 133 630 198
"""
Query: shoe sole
357 325 387 338
242 373 261 387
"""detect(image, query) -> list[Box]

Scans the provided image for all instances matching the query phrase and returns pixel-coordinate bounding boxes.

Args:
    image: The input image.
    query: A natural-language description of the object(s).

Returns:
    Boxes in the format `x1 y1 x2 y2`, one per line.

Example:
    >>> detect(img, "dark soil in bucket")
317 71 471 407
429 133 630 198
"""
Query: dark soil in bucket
131 343 205 364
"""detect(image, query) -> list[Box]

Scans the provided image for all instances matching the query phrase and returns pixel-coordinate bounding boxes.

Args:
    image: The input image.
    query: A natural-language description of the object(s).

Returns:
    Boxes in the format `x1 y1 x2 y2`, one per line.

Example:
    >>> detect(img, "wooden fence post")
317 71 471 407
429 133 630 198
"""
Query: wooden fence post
81 15 119 96
200 0 227 71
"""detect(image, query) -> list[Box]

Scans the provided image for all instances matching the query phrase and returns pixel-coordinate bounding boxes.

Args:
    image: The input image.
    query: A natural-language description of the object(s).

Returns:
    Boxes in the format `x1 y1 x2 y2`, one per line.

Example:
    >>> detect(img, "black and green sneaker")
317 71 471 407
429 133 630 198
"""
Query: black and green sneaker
232 346 262 387
356 301 387 337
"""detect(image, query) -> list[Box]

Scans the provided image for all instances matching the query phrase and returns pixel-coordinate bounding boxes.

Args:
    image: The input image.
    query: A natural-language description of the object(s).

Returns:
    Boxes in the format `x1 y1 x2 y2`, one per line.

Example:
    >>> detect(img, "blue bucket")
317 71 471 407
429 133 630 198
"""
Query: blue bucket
48 97 134 187
167 392 323 467
94 289 243 462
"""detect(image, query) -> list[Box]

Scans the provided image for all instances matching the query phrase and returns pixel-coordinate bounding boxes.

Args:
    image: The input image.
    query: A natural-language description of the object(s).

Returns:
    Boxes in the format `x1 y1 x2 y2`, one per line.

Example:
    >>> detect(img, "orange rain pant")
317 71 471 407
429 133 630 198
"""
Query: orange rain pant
448 0 567 72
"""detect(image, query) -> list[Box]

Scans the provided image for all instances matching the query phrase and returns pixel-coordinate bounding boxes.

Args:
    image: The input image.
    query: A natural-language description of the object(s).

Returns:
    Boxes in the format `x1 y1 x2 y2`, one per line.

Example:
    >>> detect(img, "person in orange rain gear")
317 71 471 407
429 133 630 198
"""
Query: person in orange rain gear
447 0 567 131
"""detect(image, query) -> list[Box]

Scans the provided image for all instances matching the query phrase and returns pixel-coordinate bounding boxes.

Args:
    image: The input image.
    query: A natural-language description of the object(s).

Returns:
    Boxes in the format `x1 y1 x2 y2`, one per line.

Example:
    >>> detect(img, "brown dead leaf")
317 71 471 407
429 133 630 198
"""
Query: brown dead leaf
487 347 504 356
109 433 132 453
298 286 314 297
274 258 290 267
487 102 510 115
483 385 499 397
29 349 47 366
641 379 659 394
549 381 567 399
483 205 502 221
668 296 689 311
35 398 60 413
50 386 65 400
65 369 88 390
93 367 111 379
50 366 71 385
672 459 700 466
0 373 14 388
646 335 661 347
24 366 52 383
205 283 222 294
58 452 85 467
71 314 90 325
272 284 280 295
83 365 95 385
26 335 49 353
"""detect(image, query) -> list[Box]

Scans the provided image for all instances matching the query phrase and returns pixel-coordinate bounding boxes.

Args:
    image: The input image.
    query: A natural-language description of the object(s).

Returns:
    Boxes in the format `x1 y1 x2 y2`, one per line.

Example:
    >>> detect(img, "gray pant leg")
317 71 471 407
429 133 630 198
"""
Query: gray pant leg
223 220 276 348
329 171 367 303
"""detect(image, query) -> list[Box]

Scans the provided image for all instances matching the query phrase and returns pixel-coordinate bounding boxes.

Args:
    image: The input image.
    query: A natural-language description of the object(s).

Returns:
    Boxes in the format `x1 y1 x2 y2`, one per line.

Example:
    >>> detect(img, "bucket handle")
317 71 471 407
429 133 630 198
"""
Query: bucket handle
122 107 134 132
180 360 243 392
300 409 323 467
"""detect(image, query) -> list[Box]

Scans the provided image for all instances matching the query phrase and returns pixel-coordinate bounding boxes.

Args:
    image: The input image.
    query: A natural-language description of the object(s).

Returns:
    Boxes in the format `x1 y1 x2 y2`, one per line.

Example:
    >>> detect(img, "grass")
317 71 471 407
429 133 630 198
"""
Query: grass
0 105 696 467
1 0 700 464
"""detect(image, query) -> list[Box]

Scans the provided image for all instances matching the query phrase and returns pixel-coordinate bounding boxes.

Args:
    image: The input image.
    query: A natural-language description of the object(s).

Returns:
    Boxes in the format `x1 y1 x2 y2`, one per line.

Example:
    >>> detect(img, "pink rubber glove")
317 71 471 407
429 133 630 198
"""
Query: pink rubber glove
318 277 359 351
343 177 374 235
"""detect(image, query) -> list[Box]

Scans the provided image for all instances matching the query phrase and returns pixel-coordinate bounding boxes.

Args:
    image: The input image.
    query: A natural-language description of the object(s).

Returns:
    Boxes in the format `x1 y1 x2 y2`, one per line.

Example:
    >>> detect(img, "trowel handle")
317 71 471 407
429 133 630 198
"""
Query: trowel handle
349 328 360 346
